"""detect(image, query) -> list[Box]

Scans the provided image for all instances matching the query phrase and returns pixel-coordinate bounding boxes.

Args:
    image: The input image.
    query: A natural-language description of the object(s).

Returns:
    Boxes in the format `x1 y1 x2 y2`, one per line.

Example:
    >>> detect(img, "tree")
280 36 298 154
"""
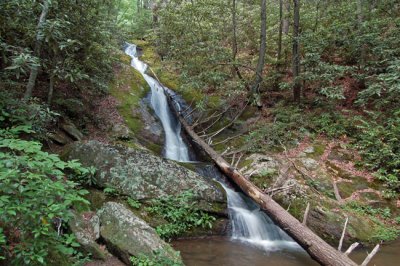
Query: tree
252 0 267 107
292 0 301 102
277 0 283 67
23 0 50 100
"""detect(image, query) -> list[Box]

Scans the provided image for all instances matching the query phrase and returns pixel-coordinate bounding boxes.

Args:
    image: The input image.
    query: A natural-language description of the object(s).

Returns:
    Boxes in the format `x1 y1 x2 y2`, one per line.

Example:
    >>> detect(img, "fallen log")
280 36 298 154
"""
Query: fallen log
166 93 358 266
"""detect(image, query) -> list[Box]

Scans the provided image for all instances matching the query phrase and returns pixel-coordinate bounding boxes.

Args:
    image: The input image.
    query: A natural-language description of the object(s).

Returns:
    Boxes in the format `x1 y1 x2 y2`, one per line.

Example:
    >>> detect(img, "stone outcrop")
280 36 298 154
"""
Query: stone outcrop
97 202 181 265
64 140 226 214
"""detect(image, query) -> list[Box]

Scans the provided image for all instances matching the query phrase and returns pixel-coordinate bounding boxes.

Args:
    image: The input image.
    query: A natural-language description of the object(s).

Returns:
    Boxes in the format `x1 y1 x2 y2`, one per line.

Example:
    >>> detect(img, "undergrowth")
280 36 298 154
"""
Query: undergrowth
145 190 215 240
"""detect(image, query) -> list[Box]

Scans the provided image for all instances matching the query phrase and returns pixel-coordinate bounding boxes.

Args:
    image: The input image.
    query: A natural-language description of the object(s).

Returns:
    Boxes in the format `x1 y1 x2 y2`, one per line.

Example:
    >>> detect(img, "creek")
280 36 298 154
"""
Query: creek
124 43 398 266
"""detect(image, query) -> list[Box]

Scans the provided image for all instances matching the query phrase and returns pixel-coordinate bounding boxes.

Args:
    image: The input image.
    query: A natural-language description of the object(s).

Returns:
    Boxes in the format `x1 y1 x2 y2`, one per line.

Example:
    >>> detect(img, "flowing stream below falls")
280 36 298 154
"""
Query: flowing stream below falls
124 43 398 265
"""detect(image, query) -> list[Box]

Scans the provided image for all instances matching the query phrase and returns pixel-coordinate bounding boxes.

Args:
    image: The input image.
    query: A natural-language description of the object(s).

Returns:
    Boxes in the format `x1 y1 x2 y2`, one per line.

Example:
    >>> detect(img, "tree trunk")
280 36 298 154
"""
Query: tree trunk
357 0 366 67
277 0 283 67
47 74 55 105
231 0 243 79
283 0 290 35
165 93 359 266
251 0 267 107
23 0 50 100
292 0 301 102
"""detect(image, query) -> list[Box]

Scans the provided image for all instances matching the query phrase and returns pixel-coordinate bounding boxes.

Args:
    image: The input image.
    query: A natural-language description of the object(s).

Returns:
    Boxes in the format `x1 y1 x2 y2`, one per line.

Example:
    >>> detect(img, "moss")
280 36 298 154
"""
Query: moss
109 59 149 135
85 188 108 210
307 143 326 159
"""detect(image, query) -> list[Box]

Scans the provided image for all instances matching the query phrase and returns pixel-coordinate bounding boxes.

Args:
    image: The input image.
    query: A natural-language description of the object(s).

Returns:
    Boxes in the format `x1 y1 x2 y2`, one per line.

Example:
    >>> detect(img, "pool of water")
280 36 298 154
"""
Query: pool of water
173 237 399 266
173 237 319 266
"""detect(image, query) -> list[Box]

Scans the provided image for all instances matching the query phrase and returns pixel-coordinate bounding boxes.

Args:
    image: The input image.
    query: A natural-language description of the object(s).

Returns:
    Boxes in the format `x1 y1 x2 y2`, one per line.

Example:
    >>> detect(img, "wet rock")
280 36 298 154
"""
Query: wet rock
61 120 84 141
69 211 106 260
64 141 226 214
97 202 181 265
138 98 164 144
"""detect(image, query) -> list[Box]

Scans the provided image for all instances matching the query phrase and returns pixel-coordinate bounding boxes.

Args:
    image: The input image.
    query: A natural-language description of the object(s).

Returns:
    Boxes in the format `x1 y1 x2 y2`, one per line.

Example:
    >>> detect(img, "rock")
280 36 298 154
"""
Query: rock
69 211 106 260
64 141 226 214
138 98 164 144
304 146 315 154
300 158 319 171
61 120 84 141
111 124 132 140
48 131 70 145
243 154 280 176
97 202 181 265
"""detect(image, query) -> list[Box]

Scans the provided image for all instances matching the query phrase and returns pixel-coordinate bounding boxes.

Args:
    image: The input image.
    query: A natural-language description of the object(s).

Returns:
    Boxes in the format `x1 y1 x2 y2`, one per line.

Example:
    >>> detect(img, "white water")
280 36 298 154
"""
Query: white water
125 44 189 162
221 183 299 251
124 42 298 252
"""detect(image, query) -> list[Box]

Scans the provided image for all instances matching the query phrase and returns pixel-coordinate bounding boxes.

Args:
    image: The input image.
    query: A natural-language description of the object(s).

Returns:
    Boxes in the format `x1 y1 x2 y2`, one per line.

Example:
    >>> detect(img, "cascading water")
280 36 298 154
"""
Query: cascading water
125 44 189 162
124 43 298 252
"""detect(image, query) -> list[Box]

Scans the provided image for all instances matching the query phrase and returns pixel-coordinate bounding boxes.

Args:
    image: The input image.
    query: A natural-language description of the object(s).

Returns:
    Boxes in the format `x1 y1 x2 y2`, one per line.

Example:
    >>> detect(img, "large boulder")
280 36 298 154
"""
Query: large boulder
97 202 181 265
69 211 106 260
64 140 226 214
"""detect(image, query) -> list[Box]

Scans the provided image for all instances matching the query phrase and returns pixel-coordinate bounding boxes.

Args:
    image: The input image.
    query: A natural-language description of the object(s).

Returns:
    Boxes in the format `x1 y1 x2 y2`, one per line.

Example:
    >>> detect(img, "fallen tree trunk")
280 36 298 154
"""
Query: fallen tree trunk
166 93 358 266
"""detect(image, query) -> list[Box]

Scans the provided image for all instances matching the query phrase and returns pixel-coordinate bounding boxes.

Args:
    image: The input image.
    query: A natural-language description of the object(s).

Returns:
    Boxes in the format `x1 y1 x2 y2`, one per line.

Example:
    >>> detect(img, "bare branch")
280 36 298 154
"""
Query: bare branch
344 242 360 256
303 202 310 225
338 217 349 251
361 244 380 266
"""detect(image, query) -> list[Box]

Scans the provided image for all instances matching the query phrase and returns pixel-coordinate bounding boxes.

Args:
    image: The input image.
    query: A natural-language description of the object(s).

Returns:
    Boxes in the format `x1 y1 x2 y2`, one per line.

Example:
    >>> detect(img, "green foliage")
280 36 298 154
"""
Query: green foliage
103 186 119 197
146 190 215 240
0 0 123 100
0 126 91 265
127 198 142 209
372 226 399 242
0 92 59 139
130 249 183 266
342 201 399 241
343 201 392 220
353 111 400 193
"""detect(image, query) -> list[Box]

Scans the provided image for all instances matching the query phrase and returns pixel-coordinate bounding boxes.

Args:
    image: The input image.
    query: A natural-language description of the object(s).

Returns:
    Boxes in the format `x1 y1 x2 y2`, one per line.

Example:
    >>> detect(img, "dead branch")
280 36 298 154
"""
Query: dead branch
361 244 380 266
212 133 244 146
338 217 349 251
203 101 248 139
264 184 295 195
333 181 343 204
344 242 359 256
303 202 311 225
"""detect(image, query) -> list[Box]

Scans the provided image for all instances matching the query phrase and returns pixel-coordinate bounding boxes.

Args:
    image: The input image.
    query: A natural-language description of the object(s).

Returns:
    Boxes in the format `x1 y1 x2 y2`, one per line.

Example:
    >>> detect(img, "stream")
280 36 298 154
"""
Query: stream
125 43 398 266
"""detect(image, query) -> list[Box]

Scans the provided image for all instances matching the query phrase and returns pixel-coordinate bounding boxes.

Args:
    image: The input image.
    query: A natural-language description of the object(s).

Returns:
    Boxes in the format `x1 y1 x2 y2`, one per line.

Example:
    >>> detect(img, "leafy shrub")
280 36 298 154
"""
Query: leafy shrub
130 249 182 266
146 190 215 240
0 91 59 139
127 198 142 209
0 125 91 265
353 111 400 193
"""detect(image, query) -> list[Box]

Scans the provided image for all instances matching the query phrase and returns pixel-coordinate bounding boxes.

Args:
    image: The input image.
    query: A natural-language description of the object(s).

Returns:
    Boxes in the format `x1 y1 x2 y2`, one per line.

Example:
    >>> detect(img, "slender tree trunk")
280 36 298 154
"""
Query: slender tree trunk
231 0 243 79
277 0 283 68
165 92 359 266
47 74 55 105
313 0 320 32
23 0 50 100
357 0 366 67
251 0 267 107
283 0 290 35
292 0 301 102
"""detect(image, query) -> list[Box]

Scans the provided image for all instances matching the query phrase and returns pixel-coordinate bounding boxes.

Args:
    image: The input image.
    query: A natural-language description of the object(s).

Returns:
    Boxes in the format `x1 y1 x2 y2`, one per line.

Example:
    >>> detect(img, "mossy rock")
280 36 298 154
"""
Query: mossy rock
97 202 182 265
65 141 227 214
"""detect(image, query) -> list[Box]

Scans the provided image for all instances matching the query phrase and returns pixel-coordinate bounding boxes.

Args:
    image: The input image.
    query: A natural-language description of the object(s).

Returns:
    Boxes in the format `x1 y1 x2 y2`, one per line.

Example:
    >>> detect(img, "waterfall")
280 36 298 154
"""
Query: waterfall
125 44 189 162
124 43 298 252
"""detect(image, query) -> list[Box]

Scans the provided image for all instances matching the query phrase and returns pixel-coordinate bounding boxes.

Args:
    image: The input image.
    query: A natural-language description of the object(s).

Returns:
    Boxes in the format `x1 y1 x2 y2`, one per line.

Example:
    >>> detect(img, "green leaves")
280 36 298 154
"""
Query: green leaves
0 126 91 264
146 190 216 240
